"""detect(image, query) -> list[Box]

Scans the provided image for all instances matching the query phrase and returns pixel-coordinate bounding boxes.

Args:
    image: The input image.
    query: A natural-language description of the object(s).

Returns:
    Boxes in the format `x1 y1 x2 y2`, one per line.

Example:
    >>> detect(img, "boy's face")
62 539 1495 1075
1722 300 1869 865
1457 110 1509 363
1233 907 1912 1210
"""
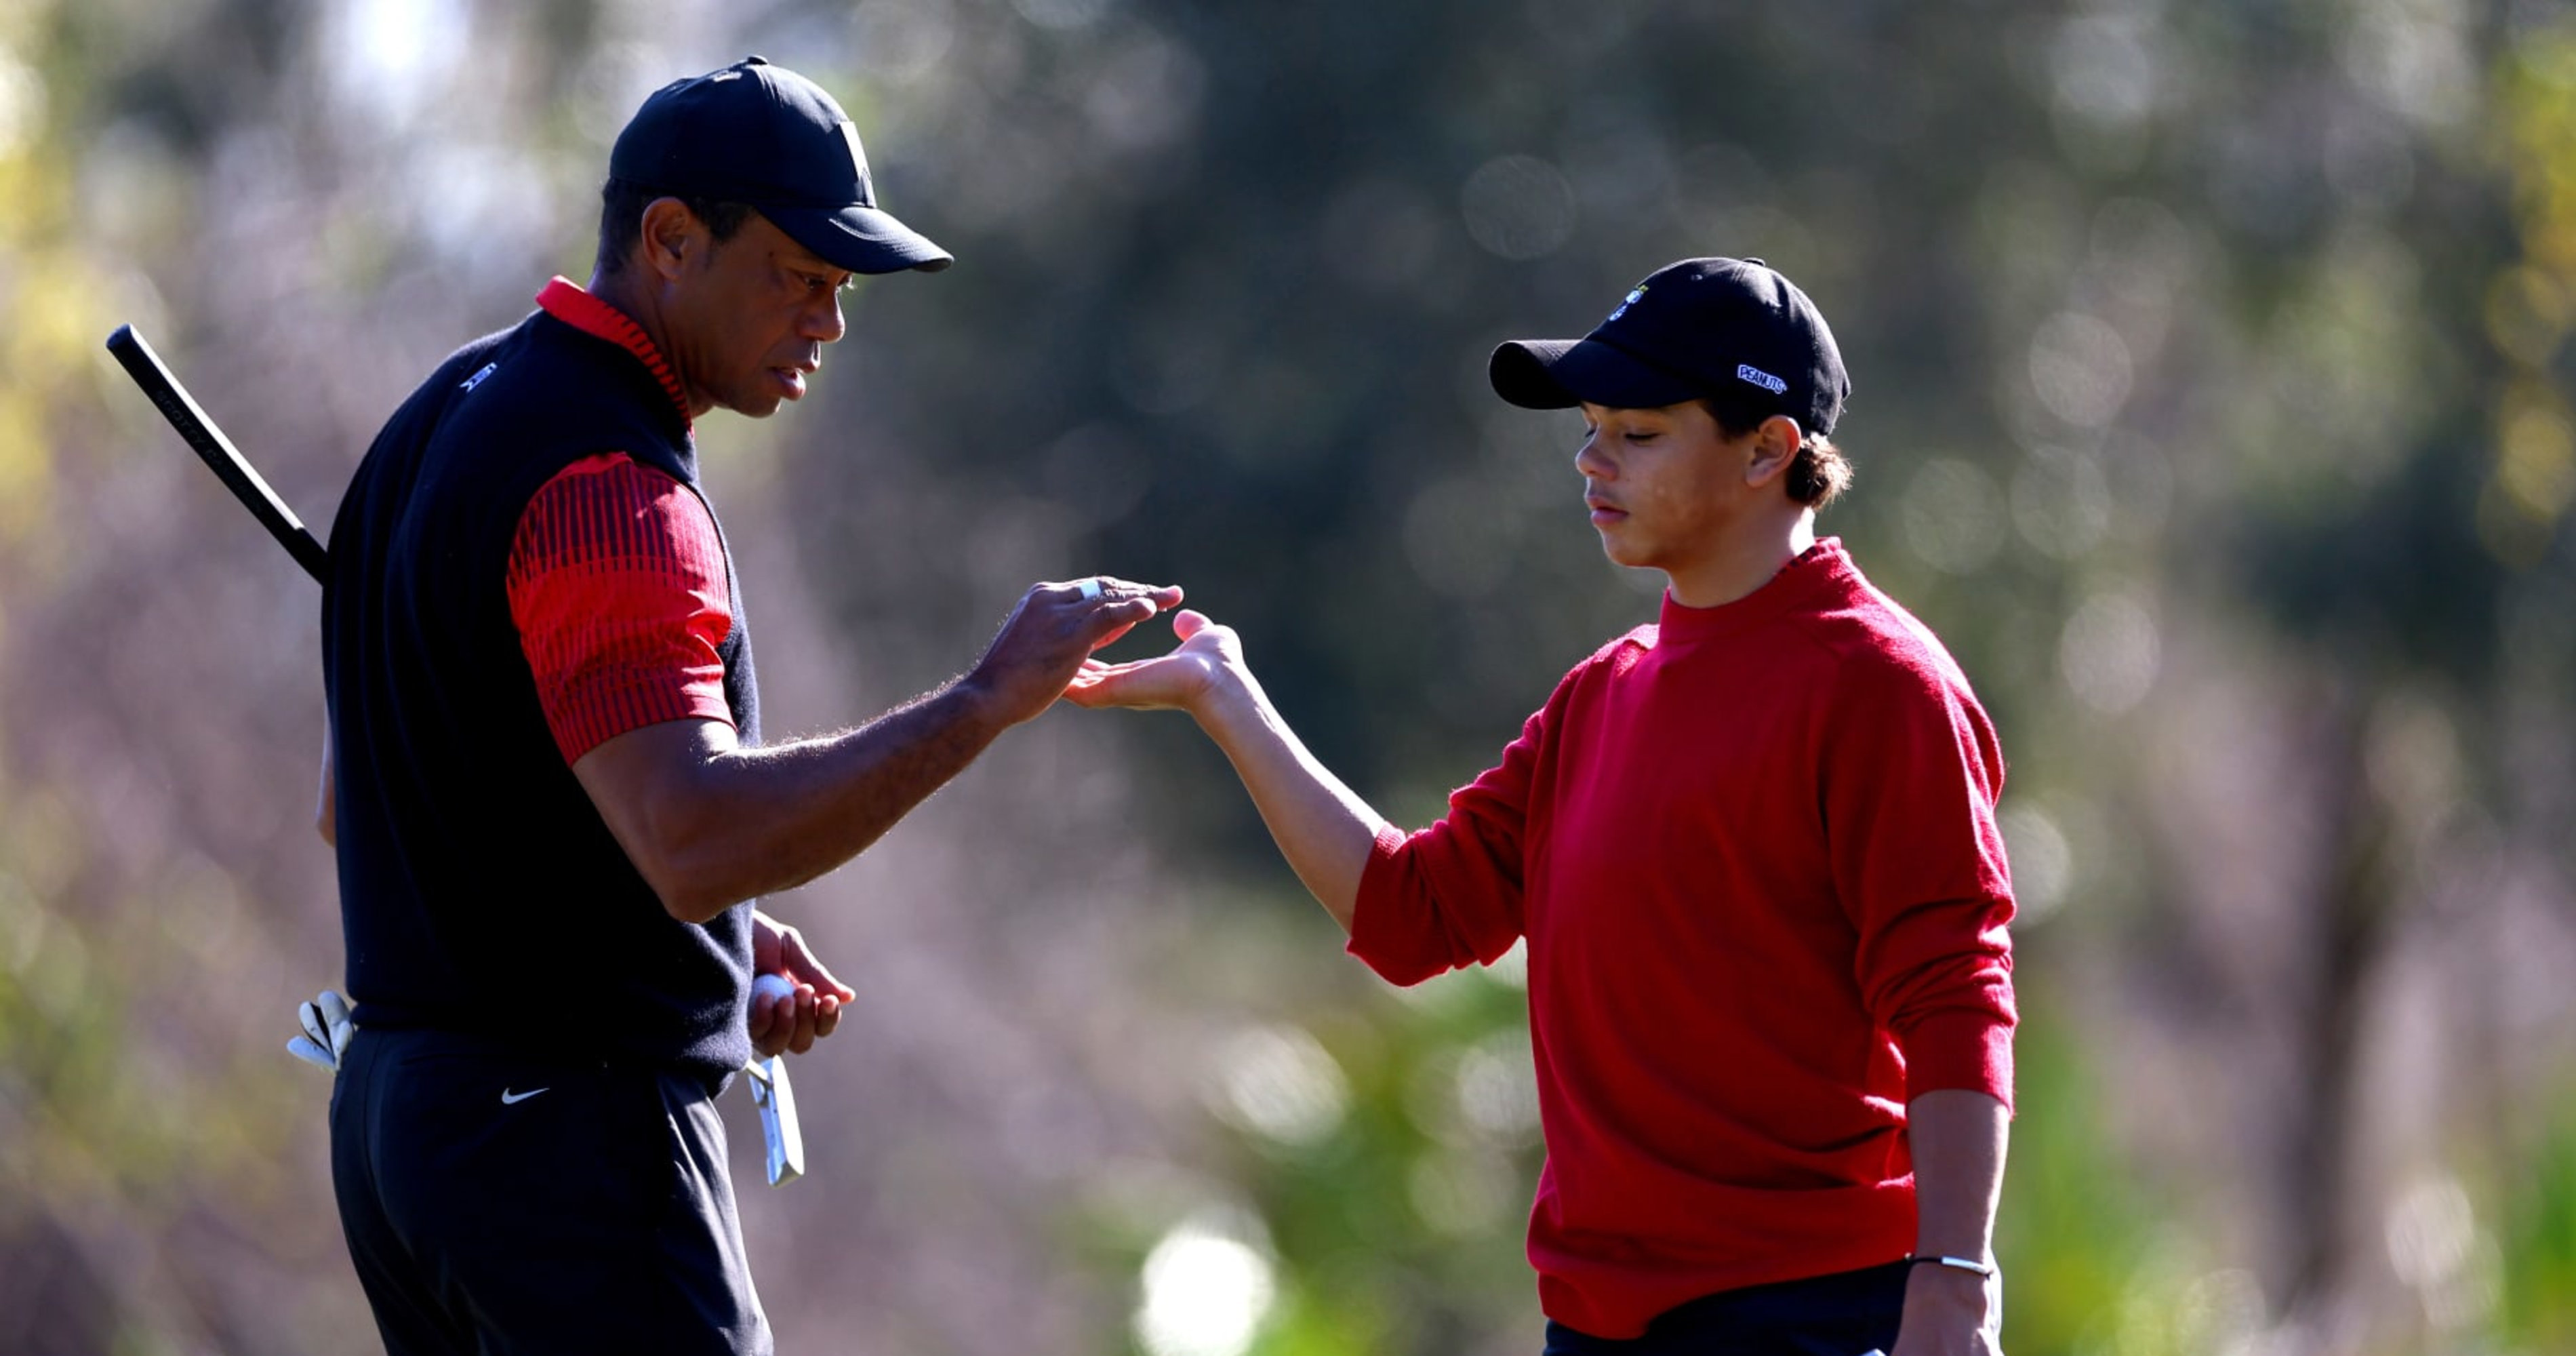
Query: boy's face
1573 400 1761 580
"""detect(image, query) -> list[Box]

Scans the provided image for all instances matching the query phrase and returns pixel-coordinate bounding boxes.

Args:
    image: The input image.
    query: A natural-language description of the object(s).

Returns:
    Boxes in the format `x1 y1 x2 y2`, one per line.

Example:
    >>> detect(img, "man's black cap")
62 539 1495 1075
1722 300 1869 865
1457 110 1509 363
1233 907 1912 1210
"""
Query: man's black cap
610 56 952 275
1489 258 1848 435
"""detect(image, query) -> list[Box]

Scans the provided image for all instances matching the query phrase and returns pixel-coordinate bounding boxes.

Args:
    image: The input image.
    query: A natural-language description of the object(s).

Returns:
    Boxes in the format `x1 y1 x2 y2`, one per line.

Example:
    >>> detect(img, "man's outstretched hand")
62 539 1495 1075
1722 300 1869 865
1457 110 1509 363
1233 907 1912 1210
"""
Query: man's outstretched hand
965 577 1184 728
1062 609 1241 716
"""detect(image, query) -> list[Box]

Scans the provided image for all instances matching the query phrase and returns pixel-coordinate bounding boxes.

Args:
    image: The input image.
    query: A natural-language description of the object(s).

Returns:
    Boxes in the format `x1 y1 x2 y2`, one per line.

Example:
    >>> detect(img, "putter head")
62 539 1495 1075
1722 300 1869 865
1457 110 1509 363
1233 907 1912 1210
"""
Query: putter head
744 1056 805 1186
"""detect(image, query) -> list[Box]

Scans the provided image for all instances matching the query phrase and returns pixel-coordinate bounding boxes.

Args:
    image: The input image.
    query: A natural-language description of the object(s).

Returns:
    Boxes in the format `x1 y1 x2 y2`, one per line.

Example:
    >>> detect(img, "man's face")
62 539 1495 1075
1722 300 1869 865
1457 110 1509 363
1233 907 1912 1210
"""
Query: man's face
1573 400 1758 579
660 211 851 419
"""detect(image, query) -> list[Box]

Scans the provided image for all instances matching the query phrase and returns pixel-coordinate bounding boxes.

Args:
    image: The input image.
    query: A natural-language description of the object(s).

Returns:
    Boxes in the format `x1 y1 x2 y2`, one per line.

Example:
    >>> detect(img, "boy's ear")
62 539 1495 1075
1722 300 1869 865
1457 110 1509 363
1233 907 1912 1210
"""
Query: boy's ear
1742 414 1805 489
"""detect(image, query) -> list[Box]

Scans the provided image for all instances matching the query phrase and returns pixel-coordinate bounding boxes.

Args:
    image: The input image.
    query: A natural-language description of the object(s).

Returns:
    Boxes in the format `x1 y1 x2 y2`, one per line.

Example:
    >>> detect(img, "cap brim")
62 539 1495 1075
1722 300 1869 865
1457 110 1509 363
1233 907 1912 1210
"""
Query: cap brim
765 201 954 275
1488 338 1702 410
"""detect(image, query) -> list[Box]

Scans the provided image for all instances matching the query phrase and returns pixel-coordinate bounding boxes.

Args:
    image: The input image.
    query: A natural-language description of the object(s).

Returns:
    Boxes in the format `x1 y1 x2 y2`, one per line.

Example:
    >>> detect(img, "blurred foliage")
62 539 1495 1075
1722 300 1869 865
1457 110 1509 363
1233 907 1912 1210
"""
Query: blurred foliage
1 1 2575 1354
2497 1088 2576 1345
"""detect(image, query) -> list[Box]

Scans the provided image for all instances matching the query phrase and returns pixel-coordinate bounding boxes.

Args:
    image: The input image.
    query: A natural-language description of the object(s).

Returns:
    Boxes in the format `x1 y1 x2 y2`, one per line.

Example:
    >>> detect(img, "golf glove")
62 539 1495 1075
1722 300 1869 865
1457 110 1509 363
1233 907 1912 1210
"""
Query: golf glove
288 989 354 1072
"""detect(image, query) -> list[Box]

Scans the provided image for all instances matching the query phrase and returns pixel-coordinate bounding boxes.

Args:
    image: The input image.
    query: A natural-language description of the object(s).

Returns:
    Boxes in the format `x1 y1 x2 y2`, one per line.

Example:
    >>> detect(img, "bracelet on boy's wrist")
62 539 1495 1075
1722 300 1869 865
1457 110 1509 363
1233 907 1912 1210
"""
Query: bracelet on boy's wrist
1904 1254 1997 1278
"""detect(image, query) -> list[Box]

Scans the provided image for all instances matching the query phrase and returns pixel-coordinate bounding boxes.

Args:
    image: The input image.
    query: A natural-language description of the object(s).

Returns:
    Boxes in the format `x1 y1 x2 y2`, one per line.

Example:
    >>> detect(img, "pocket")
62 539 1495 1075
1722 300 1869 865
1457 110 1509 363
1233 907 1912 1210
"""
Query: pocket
554 1062 682 1233
637 1071 732 1227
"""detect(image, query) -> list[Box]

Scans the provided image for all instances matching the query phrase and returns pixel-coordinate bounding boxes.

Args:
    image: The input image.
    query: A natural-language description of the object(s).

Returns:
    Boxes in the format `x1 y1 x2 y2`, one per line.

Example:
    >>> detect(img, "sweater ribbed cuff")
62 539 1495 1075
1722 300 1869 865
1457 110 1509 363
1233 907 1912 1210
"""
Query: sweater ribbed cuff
1344 823 1421 980
1898 1008 2016 1112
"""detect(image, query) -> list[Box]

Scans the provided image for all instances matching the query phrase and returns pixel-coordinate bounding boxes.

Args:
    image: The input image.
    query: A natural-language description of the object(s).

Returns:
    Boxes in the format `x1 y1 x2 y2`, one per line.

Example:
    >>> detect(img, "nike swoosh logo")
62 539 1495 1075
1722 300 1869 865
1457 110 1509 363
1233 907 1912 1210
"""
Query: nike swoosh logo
499 1087 550 1105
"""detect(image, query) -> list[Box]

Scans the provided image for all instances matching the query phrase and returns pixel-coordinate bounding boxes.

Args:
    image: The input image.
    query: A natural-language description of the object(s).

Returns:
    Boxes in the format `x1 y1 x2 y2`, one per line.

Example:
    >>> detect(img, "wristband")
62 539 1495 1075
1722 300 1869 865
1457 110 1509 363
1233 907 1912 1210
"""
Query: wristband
1906 1254 1997 1278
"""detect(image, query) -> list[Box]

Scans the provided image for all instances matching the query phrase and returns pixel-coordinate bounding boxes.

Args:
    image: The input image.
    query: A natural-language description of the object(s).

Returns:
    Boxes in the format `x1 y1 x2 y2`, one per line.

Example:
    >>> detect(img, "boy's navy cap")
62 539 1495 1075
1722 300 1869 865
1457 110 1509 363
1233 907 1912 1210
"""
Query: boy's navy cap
610 56 952 275
1489 257 1848 435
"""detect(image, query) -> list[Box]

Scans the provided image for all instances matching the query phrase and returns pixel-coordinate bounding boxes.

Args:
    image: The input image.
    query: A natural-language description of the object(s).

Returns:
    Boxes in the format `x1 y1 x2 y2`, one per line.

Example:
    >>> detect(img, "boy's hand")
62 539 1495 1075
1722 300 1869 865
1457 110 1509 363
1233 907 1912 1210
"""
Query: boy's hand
1062 609 1242 717
1891 1263 2003 1356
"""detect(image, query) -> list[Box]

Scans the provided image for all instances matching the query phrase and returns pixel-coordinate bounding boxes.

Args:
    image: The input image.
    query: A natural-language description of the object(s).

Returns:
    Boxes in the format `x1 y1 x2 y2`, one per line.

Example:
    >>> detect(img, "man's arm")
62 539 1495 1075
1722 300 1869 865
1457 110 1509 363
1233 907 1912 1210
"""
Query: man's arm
1064 608 1386 931
1895 1088 2009 1355
577 579 1178 924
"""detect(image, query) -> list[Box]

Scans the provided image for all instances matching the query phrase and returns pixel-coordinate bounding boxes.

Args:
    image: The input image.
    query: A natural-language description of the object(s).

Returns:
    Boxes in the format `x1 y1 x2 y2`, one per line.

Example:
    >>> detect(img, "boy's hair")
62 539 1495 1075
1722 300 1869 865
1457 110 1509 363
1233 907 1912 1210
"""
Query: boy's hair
1703 388 1853 509
594 177 754 276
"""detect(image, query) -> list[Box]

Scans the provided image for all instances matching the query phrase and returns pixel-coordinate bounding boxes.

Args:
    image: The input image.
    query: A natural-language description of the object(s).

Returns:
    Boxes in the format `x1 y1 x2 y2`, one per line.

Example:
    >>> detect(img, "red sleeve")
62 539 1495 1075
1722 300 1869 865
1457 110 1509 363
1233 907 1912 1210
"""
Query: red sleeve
1346 674 1569 985
1825 636 2018 1108
506 453 735 765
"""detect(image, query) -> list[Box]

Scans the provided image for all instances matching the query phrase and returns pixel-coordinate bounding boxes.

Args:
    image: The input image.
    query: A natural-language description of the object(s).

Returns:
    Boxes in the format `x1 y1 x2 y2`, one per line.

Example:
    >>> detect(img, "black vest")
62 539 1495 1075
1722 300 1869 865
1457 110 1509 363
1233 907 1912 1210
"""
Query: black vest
323 308 758 1085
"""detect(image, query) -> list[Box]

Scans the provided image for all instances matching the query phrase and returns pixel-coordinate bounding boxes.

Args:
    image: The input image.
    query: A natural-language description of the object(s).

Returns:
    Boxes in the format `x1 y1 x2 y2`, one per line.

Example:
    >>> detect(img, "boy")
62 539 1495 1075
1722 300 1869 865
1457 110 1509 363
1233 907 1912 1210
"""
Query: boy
1070 258 2015 1355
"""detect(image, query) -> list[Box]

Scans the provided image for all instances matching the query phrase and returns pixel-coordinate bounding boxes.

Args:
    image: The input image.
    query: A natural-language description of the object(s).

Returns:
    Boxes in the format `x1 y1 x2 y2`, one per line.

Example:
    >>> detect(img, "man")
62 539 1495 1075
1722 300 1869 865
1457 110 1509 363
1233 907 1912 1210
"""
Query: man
317 58 1177 1354
1070 258 2015 1355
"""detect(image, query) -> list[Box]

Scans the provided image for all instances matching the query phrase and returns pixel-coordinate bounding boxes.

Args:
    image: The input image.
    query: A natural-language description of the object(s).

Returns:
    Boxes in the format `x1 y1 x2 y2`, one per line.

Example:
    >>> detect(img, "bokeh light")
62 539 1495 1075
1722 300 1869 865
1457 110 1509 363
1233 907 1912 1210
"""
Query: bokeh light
2027 311 2134 431
1207 1024 1351 1149
2057 588 2160 715
1135 1214 1278 1356
1901 458 2009 576
1999 801 2072 926
2012 445 2114 561
1461 155 1578 261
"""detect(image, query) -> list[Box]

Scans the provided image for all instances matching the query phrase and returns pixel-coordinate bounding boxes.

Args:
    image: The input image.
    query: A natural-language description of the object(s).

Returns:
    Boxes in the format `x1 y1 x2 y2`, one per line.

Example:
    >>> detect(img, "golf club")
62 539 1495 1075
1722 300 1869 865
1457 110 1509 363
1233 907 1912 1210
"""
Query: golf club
104 323 329 583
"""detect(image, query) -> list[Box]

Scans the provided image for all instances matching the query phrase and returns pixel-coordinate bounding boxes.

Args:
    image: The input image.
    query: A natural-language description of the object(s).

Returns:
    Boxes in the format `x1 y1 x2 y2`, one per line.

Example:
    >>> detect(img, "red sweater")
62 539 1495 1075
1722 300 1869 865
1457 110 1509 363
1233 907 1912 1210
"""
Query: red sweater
1348 540 2017 1339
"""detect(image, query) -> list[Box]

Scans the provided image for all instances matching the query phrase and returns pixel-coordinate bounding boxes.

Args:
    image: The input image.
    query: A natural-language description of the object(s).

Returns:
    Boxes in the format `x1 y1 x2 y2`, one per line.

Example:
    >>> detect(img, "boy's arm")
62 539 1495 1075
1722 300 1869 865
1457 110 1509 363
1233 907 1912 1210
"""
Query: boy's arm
1895 1088 2008 1355
1066 610 1387 931
1821 654 2016 1354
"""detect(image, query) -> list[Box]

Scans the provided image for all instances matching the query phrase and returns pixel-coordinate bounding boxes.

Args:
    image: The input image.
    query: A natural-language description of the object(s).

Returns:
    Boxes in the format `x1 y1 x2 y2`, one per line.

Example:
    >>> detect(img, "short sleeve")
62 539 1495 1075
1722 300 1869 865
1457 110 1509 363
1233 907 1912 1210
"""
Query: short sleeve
506 453 736 764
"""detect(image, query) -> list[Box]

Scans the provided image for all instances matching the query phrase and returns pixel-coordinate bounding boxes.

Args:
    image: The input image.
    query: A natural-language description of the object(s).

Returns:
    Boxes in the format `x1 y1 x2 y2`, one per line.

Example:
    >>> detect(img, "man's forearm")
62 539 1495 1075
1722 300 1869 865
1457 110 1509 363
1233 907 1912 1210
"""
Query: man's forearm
1193 672 1388 932
702 682 1008 892
580 579 1180 923
580 682 1010 922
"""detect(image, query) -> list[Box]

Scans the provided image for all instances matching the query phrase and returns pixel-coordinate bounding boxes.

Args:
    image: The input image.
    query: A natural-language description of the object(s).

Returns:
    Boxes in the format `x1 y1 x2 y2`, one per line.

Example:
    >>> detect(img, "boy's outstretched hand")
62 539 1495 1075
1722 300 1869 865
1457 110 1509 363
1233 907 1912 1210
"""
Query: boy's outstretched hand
1064 606 1382 928
1063 608 1242 715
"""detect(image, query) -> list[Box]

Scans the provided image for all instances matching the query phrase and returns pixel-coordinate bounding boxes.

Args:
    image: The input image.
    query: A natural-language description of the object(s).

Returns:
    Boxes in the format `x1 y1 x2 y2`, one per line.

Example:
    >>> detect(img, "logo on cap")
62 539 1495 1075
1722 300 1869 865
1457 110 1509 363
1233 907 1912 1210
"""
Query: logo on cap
1737 364 1788 395
839 121 870 184
1607 287 1645 323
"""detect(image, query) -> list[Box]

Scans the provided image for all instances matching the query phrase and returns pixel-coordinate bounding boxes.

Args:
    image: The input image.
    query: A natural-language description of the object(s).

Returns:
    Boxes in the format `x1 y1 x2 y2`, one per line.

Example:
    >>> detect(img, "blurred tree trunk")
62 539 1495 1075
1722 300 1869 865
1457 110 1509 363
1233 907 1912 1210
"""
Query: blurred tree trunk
2282 675 2403 1312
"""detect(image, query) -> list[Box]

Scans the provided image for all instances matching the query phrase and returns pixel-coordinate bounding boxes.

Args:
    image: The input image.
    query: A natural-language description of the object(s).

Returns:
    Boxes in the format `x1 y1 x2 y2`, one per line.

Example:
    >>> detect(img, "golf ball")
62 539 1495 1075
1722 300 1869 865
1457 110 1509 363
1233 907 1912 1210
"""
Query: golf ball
752 973 797 1006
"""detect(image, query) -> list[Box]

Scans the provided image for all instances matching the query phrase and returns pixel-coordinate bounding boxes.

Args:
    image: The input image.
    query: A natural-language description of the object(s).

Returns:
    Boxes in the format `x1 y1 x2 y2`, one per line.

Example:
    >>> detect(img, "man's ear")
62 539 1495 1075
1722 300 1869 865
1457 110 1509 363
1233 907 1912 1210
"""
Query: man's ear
637 197 703 283
1742 414 1806 489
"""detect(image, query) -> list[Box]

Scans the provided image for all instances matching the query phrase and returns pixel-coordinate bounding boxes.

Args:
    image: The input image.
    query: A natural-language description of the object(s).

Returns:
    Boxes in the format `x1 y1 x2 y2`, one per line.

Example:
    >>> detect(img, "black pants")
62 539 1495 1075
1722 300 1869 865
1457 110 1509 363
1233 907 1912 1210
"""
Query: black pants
1542 1262 1908 1355
329 1026 771 1355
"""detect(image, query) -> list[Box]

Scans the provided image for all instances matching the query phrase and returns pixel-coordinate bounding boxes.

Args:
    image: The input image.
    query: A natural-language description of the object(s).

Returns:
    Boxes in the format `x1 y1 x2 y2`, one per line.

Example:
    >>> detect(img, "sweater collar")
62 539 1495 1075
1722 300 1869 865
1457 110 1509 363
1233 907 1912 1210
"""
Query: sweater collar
535 277 693 428
1655 538 1849 645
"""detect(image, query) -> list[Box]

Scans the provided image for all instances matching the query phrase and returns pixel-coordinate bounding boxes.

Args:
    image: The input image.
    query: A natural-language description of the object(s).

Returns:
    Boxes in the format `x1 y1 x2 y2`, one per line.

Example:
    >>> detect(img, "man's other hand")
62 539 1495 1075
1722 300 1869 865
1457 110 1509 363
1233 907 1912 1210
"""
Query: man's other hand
749 910 853 1058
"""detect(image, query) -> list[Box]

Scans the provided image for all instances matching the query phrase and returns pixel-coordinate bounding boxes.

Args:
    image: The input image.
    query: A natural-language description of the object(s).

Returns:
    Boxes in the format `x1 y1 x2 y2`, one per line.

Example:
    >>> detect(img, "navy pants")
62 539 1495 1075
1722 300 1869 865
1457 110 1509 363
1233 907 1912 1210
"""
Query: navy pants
1542 1262 1908 1355
329 1026 771 1355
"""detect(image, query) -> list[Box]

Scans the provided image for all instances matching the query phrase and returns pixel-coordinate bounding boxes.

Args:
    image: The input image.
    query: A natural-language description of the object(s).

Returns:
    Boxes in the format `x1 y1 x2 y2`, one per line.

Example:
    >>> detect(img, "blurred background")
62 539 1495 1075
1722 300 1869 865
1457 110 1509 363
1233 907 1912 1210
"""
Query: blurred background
2 0 2573 1352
